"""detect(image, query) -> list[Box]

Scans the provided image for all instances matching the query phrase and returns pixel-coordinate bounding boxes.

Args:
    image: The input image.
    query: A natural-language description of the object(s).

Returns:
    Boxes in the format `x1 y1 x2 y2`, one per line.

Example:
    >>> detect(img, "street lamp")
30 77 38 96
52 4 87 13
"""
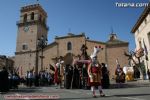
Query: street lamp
37 35 48 71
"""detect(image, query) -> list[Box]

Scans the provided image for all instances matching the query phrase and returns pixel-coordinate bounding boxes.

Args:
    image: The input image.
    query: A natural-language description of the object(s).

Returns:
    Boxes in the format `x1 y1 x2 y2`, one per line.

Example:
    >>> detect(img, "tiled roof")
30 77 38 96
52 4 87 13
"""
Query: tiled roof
55 33 85 39
86 39 106 44
106 39 128 45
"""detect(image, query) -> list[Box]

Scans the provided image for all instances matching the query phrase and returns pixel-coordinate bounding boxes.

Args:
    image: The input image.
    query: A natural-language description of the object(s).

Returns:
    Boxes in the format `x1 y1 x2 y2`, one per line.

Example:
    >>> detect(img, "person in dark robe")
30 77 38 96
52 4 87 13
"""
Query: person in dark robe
82 64 88 89
64 64 73 89
8 71 13 89
78 67 83 89
71 64 80 89
133 66 140 79
0 67 9 92
34 72 39 87
66 66 73 89
26 71 29 86
64 64 69 89
101 63 110 89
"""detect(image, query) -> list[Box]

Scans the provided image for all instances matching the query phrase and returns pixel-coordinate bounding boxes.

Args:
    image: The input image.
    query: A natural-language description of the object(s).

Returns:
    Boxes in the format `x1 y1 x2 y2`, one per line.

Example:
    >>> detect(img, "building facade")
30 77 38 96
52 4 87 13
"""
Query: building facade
131 4 150 75
15 4 129 79
0 55 14 71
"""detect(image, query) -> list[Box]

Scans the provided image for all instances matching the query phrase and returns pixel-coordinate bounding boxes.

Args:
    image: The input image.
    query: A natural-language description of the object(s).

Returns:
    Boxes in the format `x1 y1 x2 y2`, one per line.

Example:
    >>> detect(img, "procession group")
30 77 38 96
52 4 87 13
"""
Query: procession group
53 45 126 97
0 45 127 98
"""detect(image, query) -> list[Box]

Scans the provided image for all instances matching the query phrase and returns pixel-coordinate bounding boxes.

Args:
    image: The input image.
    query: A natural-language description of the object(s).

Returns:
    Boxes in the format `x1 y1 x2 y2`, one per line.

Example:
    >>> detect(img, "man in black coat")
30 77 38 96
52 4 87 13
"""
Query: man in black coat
0 67 9 92
101 63 110 89
65 65 73 89
71 65 80 89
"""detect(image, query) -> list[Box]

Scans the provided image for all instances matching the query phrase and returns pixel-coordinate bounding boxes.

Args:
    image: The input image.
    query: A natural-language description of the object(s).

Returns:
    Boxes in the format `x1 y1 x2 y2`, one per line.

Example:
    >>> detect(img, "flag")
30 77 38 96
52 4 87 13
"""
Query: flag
143 39 148 61
49 64 55 71
15 67 19 74
116 58 119 65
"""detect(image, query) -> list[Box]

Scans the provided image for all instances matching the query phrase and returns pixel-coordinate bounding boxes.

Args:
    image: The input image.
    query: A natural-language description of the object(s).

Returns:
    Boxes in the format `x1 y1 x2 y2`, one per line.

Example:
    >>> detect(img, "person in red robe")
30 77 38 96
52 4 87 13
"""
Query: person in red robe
54 59 64 88
88 46 105 97
54 63 60 85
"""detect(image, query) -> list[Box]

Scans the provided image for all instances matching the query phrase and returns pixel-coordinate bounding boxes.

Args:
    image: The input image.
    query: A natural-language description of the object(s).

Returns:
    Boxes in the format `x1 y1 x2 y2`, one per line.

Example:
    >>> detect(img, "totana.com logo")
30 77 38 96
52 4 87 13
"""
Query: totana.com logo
115 2 149 8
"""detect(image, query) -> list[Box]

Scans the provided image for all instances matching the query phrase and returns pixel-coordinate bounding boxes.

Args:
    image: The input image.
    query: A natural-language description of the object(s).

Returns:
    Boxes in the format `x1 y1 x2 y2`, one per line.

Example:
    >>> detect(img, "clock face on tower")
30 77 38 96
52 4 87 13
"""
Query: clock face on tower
24 26 29 32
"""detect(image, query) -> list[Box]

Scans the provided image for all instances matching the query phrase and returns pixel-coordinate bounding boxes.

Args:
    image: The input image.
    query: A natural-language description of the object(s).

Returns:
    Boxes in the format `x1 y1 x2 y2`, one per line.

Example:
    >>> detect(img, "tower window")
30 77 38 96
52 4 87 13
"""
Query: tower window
67 42 72 50
22 44 28 50
31 12 34 20
23 14 27 22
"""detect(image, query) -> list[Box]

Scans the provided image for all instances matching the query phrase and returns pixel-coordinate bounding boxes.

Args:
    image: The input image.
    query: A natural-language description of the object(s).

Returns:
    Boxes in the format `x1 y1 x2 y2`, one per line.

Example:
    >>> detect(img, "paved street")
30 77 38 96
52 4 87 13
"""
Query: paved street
0 81 150 100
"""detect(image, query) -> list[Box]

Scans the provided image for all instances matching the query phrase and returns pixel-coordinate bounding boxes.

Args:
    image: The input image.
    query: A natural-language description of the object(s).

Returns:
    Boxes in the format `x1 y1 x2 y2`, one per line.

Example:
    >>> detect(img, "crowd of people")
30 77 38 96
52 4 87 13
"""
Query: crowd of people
0 62 149 98
0 67 54 93
22 70 53 87
59 62 110 90
0 67 20 93
53 46 110 97
2 44 150 98
0 67 9 92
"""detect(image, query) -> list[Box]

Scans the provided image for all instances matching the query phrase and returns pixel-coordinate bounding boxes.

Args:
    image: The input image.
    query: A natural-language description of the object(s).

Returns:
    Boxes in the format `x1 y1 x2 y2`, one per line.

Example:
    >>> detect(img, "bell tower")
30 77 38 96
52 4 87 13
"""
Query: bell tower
15 3 48 76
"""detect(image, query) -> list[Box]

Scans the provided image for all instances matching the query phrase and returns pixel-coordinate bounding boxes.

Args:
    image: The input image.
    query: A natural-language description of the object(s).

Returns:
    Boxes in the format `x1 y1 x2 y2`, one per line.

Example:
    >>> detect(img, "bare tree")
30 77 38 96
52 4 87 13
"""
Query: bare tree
124 50 146 79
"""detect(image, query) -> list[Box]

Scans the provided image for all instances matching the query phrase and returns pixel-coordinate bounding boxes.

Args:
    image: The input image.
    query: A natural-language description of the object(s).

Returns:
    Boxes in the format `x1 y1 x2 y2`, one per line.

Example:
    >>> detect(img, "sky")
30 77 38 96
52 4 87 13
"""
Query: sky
0 0 149 57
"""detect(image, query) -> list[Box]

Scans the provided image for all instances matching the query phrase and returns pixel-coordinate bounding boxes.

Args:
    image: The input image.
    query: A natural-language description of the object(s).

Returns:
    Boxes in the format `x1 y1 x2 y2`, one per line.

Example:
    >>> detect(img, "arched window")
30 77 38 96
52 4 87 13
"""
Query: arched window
23 14 27 22
67 42 72 50
31 12 34 20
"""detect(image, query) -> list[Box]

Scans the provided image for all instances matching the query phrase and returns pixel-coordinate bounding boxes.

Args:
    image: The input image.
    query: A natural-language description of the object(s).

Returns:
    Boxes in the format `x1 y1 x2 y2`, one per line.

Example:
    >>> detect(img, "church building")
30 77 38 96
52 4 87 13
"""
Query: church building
15 3 129 79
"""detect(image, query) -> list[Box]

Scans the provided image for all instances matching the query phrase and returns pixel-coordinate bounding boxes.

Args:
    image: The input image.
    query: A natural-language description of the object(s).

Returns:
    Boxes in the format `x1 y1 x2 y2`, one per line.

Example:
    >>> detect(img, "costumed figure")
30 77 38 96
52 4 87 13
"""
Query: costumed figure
54 58 64 88
115 64 125 88
88 46 105 97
